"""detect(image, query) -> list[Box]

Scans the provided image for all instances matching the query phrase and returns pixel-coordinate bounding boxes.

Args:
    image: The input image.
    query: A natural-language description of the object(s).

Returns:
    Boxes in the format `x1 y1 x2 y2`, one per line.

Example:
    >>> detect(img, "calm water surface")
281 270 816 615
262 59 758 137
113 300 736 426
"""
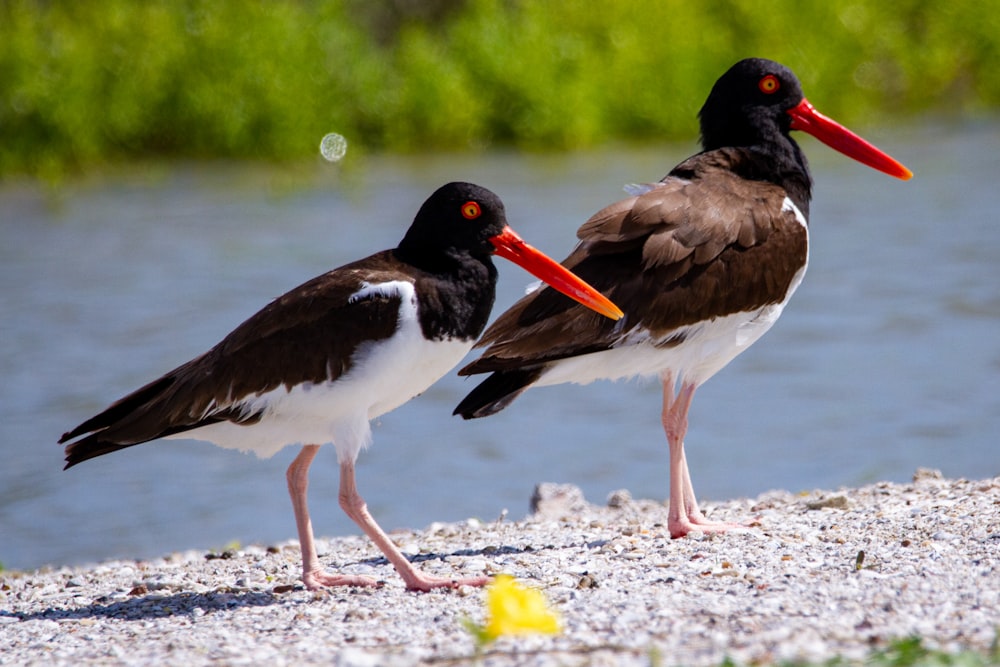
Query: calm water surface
2 121 998 570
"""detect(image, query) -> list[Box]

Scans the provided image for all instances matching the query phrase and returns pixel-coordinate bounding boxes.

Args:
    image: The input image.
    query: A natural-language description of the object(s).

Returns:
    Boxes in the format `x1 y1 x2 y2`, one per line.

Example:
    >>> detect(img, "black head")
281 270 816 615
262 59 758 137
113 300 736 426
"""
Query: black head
397 181 624 321
698 58 805 152
398 182 509 263
697 58 913 185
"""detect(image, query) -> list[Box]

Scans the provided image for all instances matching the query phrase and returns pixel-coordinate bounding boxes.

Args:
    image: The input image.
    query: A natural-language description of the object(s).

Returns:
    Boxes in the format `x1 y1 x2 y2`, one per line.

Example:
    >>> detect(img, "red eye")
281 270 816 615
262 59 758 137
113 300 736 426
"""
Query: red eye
461 201 481 219
758 74 780 94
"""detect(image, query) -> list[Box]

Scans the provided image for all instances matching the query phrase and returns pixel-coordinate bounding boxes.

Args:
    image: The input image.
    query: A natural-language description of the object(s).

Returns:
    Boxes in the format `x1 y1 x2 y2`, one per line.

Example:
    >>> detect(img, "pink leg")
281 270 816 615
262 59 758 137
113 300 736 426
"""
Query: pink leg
286 445 378 590
660 373 745 538
338 459 489 592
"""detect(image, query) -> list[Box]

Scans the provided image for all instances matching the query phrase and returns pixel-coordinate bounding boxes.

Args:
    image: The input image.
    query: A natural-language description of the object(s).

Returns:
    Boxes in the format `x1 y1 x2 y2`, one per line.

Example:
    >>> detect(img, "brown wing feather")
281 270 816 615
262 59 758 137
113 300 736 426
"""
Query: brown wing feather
460 154 807 375
62 251 408 451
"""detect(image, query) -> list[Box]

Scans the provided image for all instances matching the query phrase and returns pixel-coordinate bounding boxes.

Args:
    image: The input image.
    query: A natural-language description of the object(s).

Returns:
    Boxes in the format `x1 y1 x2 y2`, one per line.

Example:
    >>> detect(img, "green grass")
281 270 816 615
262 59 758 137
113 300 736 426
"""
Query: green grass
1 0 998 178
865 636 998 666
772 636 1000 667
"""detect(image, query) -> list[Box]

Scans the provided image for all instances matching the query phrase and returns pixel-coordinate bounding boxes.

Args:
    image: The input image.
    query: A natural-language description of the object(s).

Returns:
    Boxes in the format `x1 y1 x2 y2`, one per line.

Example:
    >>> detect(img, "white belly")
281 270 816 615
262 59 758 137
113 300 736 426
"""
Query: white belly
534 304 789 389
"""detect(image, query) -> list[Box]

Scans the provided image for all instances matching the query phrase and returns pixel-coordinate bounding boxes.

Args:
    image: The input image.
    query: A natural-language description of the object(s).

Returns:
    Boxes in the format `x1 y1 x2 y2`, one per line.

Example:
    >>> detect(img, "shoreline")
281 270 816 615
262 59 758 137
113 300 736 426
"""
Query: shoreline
2 470 998 666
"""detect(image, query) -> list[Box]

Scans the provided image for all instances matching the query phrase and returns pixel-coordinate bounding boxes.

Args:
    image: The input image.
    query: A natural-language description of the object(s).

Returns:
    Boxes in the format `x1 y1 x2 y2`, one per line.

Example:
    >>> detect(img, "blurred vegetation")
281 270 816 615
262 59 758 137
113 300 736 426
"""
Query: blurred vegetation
1 0 997 178
778 635 1000 667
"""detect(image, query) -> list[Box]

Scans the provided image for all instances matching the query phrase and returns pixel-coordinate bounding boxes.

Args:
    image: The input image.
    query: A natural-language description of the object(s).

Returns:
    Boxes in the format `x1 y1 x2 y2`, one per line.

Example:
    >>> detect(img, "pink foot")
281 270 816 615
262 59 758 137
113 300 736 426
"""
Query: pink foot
667 517 749 538
401 573 490 593
668 512 749 539
303 570 380 590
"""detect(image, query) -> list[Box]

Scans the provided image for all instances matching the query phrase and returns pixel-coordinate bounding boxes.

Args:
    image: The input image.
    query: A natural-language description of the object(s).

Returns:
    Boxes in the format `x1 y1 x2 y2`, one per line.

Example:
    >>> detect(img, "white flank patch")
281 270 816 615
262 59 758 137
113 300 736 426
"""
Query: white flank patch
166 280 472 463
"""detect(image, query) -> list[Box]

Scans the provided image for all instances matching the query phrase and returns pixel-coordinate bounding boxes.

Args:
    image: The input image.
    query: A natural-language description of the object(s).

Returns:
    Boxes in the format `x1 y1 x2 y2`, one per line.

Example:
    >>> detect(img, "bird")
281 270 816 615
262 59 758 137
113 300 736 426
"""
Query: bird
454 58 913 538
60 181 622 592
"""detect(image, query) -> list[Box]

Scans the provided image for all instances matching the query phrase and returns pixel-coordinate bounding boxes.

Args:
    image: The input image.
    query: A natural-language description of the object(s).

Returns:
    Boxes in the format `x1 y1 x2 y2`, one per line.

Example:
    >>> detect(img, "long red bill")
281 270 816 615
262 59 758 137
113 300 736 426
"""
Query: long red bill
787 99 913 181
490 227 623 321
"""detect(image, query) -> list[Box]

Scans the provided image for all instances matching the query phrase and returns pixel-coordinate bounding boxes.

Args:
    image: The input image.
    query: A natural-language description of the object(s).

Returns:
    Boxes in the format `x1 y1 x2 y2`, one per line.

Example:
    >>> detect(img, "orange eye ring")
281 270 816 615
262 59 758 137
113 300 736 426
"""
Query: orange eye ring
461 201 481 219
758 74 780 94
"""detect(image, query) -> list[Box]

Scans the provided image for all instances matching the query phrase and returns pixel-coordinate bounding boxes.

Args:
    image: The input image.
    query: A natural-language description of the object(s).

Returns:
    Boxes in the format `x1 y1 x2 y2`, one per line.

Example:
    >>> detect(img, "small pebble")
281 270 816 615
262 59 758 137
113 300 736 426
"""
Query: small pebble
462 559 488 572
806 495 849 510
607 489 633 508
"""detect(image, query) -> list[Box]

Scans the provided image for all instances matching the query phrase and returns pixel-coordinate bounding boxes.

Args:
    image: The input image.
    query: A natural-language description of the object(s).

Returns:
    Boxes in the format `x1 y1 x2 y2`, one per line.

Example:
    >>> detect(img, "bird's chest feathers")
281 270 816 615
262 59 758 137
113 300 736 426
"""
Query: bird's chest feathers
336 279 475 416
413 264 496 342
347 303 472 417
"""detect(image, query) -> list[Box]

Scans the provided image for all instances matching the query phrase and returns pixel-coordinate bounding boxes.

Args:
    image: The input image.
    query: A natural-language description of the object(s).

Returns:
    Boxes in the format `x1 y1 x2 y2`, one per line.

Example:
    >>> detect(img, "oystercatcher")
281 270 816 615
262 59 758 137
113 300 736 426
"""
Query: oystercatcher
454 59 912 537
60 181 622 591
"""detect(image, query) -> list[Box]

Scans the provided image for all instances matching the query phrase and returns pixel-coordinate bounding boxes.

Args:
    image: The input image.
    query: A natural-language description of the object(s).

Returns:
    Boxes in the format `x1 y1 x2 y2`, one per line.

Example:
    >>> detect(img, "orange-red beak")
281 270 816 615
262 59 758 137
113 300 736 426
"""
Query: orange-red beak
490 227 623 321
787 99 913 181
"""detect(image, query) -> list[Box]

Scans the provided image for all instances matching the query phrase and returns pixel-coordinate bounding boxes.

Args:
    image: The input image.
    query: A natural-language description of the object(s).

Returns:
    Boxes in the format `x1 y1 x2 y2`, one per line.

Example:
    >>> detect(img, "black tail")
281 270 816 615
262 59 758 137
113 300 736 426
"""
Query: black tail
453 368 542 419
59 376 174 445
59 374 193 469
63 416 223 469
63 434 141 469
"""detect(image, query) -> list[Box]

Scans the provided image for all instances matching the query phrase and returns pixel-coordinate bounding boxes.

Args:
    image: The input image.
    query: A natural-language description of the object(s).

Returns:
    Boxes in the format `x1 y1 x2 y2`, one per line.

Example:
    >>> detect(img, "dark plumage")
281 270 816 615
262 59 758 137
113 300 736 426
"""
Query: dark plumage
456 59 911 536
60 181 619 591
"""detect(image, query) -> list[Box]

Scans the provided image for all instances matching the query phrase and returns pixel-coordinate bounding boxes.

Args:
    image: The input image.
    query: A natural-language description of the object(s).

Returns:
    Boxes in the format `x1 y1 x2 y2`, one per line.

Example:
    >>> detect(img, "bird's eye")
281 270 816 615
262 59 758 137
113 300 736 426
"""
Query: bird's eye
461 201 482 219
758 74 780 94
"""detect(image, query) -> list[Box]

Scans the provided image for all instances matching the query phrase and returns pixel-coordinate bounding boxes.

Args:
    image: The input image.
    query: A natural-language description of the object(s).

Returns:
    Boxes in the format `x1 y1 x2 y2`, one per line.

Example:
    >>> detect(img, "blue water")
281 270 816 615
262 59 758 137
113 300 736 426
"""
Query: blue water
2 121 998 571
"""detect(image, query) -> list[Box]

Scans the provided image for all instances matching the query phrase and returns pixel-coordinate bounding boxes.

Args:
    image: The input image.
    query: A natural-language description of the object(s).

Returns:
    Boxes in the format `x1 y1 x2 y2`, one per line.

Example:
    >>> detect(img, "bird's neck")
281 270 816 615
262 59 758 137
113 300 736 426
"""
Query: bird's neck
702 116 814 217
392 246 498 341
749 138 813 219
395 240 486 276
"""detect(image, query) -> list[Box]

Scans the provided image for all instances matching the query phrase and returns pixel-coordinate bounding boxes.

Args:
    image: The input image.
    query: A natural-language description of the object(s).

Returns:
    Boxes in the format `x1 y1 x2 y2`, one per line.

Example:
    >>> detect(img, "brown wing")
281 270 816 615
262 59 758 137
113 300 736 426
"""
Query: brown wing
61 251 409 453
459 154 808 375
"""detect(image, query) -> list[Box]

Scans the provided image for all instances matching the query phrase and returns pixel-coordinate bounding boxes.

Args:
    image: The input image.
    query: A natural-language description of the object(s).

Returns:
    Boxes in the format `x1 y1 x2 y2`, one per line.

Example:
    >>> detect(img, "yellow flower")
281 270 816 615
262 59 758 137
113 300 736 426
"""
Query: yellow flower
479 574 561 642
